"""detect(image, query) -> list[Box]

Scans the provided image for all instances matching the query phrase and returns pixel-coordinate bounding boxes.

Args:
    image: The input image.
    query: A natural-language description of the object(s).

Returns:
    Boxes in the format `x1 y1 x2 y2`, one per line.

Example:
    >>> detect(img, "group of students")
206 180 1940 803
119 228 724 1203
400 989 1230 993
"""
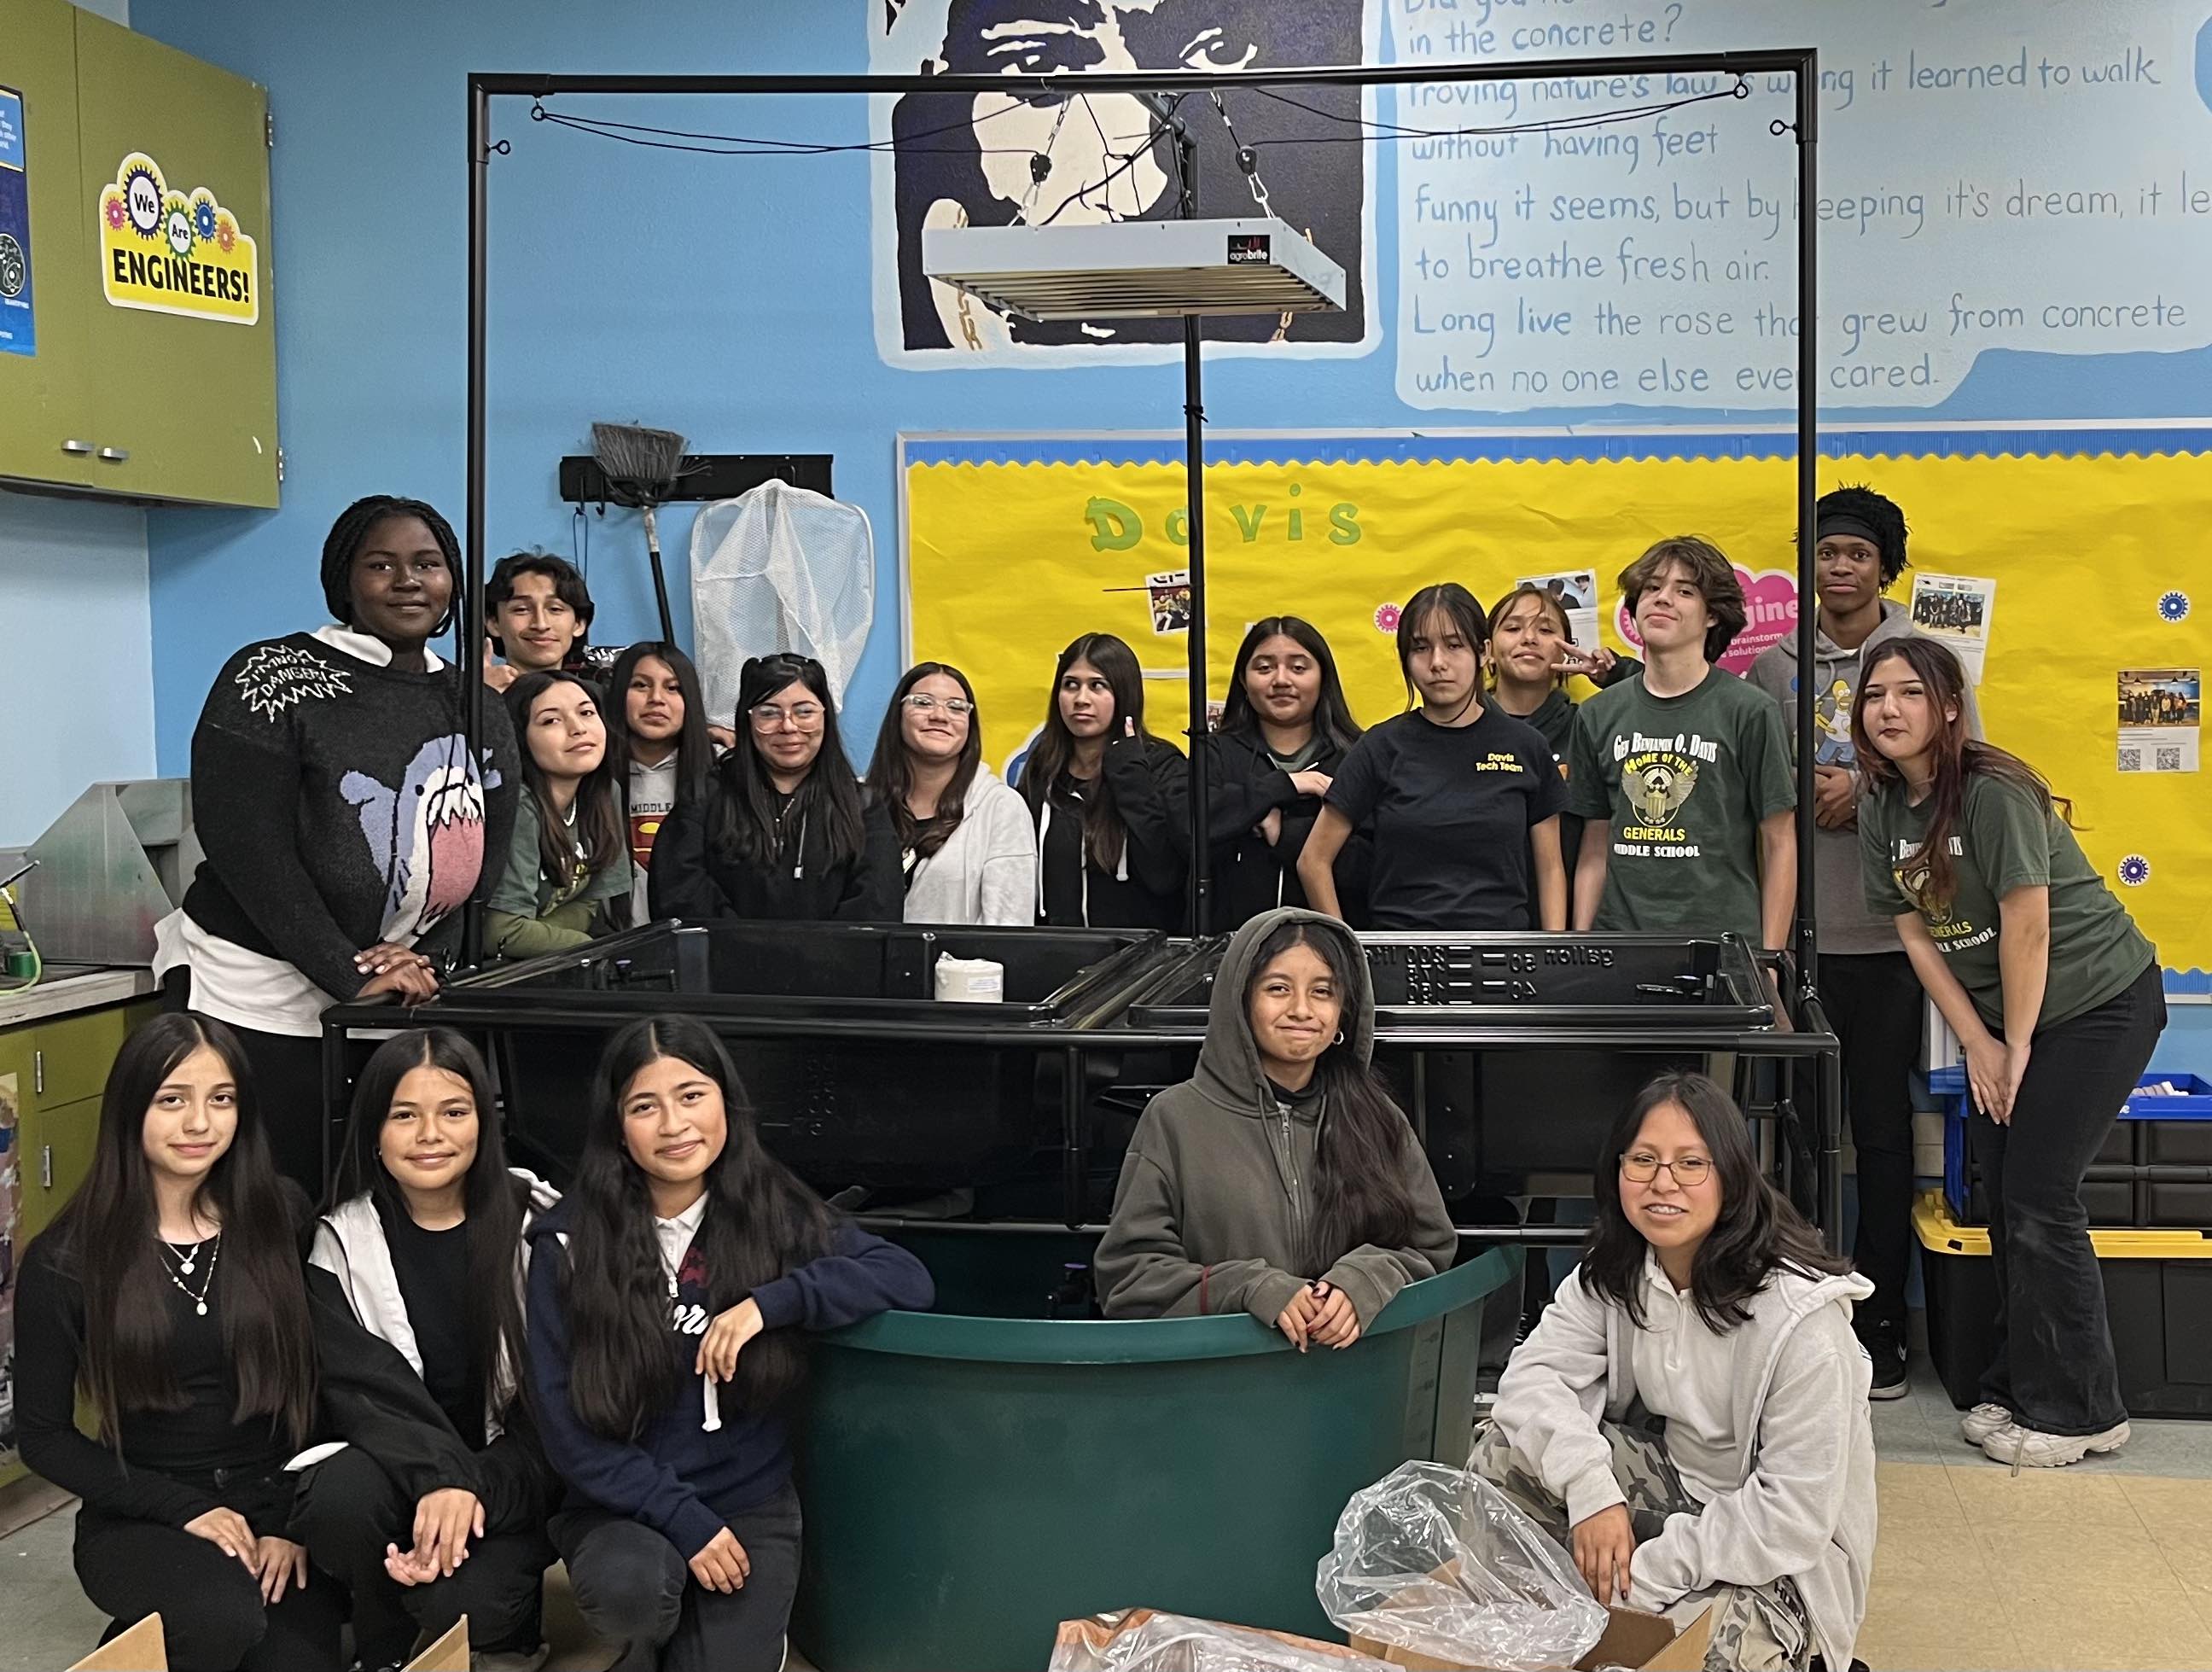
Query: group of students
20 1009 931 1672
32 906 1870 1672
131 481 2168 1655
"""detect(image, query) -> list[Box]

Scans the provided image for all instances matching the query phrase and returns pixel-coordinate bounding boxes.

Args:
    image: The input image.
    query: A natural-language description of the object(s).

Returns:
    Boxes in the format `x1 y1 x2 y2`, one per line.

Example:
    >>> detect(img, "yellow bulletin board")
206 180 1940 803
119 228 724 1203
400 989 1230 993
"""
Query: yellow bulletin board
901 432 2212 975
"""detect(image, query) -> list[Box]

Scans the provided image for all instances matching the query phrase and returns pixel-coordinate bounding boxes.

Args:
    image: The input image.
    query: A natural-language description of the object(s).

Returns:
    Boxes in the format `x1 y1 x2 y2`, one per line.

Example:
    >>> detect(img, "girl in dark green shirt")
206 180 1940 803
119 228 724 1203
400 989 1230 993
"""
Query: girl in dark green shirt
1854 637 2162 1470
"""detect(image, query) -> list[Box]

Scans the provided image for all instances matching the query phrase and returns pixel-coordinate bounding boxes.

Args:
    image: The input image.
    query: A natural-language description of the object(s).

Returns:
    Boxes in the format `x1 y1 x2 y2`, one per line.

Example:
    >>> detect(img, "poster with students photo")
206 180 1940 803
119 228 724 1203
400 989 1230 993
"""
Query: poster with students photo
869 0 1380 366
2117 667 2200 775
1908 572 1997 686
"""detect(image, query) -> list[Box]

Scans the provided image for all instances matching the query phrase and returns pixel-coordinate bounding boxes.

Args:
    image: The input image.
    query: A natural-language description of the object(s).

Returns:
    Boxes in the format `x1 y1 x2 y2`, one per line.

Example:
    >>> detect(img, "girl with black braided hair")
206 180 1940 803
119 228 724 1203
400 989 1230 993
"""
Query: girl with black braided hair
155 495 520 1191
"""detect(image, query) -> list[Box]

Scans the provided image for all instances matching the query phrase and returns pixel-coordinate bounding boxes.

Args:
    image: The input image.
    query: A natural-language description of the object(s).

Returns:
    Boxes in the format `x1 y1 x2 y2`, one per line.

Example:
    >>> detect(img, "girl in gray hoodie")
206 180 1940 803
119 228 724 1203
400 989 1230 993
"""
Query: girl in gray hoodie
1093 907 1458 1340
1476 1071 1876 1672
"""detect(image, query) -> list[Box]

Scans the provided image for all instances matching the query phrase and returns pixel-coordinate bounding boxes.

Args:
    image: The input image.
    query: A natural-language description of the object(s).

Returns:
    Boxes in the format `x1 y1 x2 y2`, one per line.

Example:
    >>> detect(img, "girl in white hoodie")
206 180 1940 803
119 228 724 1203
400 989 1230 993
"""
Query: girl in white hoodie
1476 1071 1875 1672
864 661 1037 925
295 1028 562 1672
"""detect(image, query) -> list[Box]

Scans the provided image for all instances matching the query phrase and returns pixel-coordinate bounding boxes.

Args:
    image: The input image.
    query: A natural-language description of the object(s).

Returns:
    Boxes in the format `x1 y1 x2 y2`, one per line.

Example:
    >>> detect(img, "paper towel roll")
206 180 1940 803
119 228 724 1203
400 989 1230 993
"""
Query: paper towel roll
934 952 1004 1004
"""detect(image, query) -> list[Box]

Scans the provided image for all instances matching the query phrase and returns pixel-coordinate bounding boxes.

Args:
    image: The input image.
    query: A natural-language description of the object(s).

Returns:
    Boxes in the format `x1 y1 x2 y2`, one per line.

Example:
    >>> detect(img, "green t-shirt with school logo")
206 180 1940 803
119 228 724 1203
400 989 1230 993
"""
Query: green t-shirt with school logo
1565 669 1797 943
1859 773 2156 1033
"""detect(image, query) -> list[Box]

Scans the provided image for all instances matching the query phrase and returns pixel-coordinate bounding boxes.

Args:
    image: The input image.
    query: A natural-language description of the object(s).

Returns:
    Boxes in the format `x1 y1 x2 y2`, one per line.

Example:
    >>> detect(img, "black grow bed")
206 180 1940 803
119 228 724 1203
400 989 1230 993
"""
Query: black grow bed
322 921 1175 1200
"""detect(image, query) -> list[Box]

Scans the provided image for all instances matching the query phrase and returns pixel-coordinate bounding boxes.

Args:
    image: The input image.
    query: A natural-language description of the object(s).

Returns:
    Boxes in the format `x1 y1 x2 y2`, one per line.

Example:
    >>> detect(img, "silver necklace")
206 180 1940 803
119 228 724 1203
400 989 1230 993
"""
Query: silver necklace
160 1232 220 1316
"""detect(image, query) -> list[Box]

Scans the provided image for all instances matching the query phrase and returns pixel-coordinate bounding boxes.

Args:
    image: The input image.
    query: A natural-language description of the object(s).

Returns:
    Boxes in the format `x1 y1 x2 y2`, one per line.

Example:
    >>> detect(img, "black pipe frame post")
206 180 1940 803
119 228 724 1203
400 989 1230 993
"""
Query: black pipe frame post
459 48 1823 965
1173 119 1211 934
1791 57 1820 1002
462 77 492 969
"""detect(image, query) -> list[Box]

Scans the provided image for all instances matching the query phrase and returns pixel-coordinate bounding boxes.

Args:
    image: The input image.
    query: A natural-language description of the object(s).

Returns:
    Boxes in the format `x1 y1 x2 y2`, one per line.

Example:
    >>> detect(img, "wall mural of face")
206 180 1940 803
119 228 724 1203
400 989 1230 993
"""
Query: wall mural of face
878 0 1374 358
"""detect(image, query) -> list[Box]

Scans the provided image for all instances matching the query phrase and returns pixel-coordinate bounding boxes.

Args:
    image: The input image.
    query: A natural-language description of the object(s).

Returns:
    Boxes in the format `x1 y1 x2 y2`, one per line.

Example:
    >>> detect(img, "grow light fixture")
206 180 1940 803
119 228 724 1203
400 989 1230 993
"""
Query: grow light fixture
922 217 1345 321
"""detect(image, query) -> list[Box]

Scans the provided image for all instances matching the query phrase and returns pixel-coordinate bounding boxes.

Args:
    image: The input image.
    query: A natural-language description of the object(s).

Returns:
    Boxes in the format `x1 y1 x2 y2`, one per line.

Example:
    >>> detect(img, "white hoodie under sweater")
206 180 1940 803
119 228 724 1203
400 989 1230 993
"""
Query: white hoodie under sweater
901 766 1039 926
1492 1262 1877 1672
311 1168 561 1442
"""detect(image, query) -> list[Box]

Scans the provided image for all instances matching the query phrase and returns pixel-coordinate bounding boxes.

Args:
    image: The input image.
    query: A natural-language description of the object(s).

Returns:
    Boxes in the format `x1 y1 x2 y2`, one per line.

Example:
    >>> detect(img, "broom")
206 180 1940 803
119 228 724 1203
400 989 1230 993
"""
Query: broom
591 421 690 644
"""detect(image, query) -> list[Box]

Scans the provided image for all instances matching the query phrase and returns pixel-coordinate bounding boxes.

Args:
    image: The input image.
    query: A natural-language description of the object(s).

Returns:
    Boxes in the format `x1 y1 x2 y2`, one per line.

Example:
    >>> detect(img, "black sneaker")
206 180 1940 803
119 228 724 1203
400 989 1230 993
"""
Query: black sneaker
1862 1321 1909 1400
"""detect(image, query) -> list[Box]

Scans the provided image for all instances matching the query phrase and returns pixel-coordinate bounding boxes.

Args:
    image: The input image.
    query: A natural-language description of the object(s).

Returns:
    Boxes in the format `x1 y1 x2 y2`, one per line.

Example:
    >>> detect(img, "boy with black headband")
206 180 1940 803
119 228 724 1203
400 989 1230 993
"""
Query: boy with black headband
1748 485 1982 1399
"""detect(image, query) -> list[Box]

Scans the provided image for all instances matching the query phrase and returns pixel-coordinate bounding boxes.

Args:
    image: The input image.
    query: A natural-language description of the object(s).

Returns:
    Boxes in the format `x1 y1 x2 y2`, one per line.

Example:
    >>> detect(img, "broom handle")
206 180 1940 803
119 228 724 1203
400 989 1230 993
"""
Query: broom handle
643 504 677 644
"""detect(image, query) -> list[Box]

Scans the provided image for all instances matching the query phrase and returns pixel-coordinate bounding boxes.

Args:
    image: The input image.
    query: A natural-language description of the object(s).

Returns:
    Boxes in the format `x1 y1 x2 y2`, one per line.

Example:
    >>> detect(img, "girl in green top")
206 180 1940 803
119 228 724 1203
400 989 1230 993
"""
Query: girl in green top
487 672 634 958
1854 637 2163 1469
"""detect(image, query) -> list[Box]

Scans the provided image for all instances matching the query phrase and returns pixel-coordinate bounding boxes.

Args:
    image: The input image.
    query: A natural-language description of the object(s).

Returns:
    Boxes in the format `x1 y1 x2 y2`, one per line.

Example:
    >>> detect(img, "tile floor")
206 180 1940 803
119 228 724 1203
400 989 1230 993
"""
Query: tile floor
3 1356 2207 1670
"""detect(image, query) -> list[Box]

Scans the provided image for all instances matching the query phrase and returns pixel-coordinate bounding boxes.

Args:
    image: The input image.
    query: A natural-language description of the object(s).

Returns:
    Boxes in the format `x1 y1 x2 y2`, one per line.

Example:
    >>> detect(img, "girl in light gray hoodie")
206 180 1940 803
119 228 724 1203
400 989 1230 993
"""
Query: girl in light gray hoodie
1094 907 1458 1340
1476 1071 1875 1672
865 661 1038 925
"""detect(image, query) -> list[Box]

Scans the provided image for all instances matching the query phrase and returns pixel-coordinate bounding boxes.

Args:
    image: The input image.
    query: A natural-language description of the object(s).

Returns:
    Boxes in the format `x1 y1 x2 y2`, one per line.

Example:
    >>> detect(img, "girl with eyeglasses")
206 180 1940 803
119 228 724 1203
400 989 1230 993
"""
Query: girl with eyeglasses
1473 1071 1873 1672
1019 632 1190 932
649 655 902 923
864 661 1038 925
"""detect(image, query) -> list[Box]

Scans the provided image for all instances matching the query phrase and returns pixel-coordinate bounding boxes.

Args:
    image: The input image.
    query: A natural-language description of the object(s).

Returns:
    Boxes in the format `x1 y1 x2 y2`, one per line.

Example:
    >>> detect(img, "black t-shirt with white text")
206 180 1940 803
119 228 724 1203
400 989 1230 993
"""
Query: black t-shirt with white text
1326 706 1566 929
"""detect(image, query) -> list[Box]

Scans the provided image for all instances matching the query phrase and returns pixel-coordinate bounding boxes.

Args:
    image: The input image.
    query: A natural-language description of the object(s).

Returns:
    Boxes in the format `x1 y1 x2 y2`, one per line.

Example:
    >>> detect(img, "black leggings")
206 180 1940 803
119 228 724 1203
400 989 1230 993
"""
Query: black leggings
73 1503 345 1672
292 1446 552 1665
1969 962 2167 1435
1821 951 1925 1336
552 1486 802 1672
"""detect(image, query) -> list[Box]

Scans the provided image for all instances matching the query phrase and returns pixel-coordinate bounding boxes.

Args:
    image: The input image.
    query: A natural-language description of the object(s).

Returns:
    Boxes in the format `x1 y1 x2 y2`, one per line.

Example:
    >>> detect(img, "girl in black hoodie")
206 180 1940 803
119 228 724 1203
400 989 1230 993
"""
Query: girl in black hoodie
1202 617 1371 931
1021 632 1190 931
649 653 902 923
525 1017 932 1672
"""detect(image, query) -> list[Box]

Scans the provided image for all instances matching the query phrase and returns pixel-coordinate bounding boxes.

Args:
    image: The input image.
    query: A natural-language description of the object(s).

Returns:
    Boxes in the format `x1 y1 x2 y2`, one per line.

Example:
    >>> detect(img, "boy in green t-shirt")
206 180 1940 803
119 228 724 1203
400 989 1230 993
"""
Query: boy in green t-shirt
1567 538 1797 950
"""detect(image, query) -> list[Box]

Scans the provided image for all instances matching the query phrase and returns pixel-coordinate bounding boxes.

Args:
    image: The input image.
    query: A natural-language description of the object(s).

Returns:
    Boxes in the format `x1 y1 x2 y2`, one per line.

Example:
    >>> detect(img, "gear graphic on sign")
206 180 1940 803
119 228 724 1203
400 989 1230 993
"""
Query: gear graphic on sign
104 196 128 231
2118 854 2151 887
0 235 23 300
194 199 218 242
215 213 237 255
164 207 195 258
1374 603 1401 632
122 163 163 237
2158 591 2190 623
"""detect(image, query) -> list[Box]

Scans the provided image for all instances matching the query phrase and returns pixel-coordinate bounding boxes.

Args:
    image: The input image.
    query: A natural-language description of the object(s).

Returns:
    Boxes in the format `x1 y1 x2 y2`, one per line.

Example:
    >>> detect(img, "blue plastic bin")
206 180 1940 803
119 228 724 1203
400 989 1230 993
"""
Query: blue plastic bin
1937 1069 2212 1223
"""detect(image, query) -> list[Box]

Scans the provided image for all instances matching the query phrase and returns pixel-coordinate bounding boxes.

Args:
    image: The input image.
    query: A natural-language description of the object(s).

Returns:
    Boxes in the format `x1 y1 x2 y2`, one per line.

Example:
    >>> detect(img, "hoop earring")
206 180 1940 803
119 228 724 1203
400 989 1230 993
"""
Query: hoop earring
1333 1030 1346 1046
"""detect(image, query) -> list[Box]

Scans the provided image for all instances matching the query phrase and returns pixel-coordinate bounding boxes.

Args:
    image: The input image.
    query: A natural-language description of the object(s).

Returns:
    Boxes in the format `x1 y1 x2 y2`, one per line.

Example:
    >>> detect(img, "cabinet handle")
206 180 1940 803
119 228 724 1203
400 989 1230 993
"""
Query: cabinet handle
41 1144 53 1190
61 439 96 455
32 1047 42 1096
96 447 131 463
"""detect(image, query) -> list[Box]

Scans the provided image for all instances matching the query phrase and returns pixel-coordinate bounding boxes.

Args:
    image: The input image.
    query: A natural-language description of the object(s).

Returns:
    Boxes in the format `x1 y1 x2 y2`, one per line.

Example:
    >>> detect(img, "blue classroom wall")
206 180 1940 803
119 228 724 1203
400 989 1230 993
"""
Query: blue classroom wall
128 2 2209 1030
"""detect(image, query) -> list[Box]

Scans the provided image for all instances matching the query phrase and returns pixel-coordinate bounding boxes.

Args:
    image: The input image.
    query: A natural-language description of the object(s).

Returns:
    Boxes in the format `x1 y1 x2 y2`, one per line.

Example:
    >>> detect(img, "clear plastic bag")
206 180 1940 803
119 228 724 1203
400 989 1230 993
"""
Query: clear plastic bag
1315 1462 1609 1671
1049 1608 1394 1672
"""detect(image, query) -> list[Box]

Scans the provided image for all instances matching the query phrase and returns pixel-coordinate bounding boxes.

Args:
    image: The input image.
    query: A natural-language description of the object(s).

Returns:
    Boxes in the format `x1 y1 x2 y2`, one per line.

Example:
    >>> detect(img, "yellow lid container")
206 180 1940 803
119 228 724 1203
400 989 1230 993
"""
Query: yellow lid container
1913 1191 2212 1260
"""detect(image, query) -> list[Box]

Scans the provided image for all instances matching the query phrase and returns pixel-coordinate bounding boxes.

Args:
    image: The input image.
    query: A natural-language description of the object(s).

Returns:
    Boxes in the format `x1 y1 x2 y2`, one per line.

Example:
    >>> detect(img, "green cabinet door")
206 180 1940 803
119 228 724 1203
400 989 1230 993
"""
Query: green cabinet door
17 1090 99 1245
0 0 95 488
72 9 277 507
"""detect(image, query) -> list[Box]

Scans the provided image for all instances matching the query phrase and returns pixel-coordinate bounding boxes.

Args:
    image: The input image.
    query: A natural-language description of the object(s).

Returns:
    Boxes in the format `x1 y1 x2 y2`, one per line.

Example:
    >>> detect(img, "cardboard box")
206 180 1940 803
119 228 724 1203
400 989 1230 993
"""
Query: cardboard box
1348 1605 1713 1671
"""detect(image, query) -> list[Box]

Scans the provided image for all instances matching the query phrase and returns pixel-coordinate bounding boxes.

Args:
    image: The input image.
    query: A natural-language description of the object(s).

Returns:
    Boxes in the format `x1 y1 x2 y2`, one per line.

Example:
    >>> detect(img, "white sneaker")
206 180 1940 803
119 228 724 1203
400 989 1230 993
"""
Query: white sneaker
1980 1419 2130 1468
1959 1402 2012 1446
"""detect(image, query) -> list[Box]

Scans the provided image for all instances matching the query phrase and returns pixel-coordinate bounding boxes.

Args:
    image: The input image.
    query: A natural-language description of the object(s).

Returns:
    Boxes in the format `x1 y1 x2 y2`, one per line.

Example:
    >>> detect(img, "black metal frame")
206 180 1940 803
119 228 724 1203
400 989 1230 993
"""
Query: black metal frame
460 50 1823 981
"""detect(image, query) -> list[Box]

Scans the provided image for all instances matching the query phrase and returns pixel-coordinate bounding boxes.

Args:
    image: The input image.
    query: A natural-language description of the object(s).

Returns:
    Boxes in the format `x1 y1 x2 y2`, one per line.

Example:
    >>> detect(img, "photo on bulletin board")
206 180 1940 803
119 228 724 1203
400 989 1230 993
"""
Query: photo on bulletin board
1518 568 1600 652
1908 573 1997 686
2117 668 2200 776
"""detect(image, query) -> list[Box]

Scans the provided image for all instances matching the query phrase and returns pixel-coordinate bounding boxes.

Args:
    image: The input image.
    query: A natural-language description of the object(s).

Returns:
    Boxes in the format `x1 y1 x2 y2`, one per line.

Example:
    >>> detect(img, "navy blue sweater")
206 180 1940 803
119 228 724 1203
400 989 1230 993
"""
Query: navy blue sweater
523 1197 932 1560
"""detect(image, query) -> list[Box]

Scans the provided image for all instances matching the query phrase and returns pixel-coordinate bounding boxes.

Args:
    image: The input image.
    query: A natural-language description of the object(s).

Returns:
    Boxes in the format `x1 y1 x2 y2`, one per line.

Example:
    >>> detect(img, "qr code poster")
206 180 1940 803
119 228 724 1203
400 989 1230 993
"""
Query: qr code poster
2117 667 2199 775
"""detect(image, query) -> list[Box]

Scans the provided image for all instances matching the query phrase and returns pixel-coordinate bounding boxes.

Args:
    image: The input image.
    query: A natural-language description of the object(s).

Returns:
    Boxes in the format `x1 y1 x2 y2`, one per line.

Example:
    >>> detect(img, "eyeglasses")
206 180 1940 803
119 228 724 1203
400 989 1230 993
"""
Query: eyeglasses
902 693 975 717
748 702 824 729
1620 1152 1712 1186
